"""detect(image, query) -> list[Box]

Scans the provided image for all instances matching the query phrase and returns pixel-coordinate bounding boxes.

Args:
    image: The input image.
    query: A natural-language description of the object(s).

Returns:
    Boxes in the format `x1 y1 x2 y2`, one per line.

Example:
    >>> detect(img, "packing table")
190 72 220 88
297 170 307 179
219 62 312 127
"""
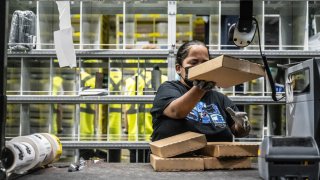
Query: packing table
12 162 260 180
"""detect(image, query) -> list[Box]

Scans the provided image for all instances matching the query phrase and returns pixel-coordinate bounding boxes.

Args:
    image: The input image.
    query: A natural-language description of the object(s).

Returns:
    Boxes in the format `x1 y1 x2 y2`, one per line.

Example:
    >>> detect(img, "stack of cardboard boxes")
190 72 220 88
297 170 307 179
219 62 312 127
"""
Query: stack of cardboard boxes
150 132 259 171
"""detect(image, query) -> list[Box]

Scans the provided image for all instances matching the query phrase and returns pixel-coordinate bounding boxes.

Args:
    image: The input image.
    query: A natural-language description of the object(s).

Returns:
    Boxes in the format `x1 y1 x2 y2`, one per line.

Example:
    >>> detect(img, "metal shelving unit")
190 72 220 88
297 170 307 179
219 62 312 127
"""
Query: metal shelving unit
4 0 320 164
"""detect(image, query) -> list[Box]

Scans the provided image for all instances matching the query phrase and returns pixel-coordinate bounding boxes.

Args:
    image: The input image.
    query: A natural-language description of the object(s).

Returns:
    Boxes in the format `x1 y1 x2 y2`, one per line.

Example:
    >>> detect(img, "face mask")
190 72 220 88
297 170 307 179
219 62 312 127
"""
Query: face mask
181 66 194 88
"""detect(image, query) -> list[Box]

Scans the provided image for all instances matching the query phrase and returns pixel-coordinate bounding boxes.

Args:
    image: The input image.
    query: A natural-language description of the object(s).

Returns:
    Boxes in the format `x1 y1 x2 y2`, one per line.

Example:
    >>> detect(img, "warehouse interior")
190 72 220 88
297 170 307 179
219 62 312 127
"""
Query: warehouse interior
0 0 320 179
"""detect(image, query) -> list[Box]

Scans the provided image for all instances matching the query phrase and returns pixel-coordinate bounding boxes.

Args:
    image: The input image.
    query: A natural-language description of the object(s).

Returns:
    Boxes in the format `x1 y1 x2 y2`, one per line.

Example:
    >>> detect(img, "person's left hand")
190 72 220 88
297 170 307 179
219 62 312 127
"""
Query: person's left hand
226 107 251 137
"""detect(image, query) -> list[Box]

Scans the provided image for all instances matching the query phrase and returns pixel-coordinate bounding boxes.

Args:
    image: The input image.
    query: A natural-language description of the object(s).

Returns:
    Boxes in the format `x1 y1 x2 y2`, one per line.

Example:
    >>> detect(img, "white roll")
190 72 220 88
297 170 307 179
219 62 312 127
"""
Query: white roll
11 133 52 171
40 133 62 164
4 141 35 174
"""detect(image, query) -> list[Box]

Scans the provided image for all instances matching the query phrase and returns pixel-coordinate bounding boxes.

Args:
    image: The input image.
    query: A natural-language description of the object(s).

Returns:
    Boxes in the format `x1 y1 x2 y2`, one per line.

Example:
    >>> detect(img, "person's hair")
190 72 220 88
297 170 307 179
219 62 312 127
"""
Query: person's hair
176 40 209 65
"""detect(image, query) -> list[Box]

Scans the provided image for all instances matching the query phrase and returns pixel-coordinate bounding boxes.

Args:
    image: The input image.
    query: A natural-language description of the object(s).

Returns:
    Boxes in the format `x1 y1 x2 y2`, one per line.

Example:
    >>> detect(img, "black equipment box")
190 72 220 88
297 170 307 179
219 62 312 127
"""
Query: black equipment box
258 136 320 180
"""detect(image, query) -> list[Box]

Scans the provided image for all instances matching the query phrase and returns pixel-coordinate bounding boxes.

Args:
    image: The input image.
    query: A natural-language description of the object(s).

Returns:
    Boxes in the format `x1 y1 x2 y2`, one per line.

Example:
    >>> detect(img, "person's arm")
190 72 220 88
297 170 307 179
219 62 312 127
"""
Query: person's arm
163 86 206 119
164 80 215 119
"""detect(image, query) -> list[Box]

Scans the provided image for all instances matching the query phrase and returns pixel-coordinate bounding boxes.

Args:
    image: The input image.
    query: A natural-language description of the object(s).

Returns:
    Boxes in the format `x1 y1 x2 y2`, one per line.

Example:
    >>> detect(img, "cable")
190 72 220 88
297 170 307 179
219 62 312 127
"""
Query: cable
253 18 284 101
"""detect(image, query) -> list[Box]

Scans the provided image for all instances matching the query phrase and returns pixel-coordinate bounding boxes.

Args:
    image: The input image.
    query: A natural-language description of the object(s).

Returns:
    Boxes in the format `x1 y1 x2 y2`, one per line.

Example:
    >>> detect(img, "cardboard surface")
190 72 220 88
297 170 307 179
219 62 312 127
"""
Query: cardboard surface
201 142 260 157
150 154 204 171
203 157 252 170
149 132 207 158
150 154 251 171
188 55 265 88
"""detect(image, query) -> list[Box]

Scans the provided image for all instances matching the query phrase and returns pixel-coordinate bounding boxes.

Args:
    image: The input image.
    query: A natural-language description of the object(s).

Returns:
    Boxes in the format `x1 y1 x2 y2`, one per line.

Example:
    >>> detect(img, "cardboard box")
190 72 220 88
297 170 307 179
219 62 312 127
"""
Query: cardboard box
188 55 265 88
203 157 252 170
150 154 251 171
150 154 204 171
201 142 260 157
149 132 207 158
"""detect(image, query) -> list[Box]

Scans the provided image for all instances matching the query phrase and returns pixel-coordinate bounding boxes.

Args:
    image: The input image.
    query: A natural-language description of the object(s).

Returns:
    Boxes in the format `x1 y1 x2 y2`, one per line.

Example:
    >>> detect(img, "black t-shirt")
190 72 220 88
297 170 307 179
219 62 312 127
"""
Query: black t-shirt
151 81 238 142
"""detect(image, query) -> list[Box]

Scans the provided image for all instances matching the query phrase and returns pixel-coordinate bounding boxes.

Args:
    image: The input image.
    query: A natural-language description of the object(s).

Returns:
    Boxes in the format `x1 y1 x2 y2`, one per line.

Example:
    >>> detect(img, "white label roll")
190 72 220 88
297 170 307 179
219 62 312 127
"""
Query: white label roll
11 133 52 171
40 133 62 164
4 141 35 174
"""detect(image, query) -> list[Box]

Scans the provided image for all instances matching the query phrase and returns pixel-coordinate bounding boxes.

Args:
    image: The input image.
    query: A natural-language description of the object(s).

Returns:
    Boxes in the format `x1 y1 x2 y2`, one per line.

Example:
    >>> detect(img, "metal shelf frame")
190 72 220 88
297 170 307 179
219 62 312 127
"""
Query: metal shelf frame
7 49 170 58
4 0 320 156
7 95 285 105
61 141 150 149
7 49 320 59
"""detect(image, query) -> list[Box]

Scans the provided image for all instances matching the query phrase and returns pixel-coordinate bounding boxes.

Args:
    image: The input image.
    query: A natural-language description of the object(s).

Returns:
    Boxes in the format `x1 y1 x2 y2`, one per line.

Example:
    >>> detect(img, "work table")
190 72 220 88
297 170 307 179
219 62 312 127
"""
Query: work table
11 162 260 180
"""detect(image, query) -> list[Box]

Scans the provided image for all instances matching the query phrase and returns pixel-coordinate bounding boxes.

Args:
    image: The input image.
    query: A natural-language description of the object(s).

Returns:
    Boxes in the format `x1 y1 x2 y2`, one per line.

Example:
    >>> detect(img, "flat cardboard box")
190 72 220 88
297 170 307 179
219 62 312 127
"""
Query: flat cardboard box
201 142 260 157
188 55 265 88
150 154 204 171
149 132 207 158
203 157 252 170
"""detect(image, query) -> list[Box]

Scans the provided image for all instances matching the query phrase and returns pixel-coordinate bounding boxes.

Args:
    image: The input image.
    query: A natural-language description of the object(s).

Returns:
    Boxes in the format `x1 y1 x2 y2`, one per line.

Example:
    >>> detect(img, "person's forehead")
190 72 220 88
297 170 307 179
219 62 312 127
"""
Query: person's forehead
187 45 208 56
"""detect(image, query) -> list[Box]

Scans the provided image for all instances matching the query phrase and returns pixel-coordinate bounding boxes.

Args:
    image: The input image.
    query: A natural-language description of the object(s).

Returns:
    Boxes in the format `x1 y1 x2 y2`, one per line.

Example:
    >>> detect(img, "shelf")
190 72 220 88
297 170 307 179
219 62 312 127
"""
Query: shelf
7 95 155 104
7 49 320 59
209 50 320 59
61 141 149 149
7 95 285 104
7 49 169 58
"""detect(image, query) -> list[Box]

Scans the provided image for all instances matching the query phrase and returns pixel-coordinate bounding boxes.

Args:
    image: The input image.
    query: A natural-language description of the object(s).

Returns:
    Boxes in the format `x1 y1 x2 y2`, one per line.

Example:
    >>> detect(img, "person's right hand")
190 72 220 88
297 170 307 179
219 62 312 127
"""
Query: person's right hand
193 80 215 91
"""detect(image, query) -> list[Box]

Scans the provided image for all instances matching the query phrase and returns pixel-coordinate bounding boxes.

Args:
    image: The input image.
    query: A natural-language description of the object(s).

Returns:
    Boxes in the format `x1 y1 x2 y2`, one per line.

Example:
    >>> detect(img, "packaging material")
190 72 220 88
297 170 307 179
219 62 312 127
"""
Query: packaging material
150 154 204 171
5 133 63 174
3 141 36 173
201 142 259 157
150 154 251 171
188 55 265 88
203 157 252 170
10 134 52 171
149 132 207 158
9 10 36 51
40 133 63 164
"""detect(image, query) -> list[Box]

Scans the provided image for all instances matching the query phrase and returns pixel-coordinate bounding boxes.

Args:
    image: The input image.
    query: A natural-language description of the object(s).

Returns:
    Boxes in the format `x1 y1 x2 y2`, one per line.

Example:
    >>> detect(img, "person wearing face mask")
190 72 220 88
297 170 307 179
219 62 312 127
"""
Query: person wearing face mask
150 40 251 142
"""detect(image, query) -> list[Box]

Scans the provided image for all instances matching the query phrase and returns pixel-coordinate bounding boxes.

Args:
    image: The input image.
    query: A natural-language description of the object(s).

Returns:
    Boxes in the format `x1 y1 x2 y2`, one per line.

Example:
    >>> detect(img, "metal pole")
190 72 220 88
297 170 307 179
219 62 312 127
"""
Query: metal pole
0 0 8 178
0 0 8 156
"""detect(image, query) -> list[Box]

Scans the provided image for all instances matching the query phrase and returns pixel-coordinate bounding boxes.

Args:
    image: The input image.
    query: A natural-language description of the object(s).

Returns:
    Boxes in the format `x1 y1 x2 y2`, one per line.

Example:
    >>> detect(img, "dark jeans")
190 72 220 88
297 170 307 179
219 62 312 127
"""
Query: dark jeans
129 149 150 163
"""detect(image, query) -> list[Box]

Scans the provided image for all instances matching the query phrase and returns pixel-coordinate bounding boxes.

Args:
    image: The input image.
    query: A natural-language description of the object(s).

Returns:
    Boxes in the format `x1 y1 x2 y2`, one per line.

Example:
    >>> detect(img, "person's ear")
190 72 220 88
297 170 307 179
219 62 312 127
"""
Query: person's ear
175 64 182 74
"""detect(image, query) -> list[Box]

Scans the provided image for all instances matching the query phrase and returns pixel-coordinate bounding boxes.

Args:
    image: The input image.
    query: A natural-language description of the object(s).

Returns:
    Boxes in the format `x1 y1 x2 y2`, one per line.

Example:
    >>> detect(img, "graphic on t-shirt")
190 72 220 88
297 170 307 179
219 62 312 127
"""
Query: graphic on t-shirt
186 102 226 128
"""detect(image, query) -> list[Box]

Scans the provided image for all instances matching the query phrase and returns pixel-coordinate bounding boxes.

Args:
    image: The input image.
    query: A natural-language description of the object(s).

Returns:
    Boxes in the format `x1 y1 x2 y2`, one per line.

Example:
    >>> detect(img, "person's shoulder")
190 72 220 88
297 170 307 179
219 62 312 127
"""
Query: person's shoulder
210 89 230 99
160 80 181 87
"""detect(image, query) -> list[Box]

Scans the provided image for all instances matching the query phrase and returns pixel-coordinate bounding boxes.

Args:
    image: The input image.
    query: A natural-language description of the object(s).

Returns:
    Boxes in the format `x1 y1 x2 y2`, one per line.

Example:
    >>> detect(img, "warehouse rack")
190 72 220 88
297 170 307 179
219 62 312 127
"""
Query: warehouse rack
3 0 320 162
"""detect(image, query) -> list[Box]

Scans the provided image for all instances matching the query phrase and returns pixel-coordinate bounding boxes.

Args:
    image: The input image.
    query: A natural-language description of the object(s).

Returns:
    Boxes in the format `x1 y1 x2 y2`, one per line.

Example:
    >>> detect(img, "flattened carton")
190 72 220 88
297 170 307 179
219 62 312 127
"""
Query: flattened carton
188 55 265 88
201 142 260 157
149 132 207 158
203 156 252 170
150 154 204 171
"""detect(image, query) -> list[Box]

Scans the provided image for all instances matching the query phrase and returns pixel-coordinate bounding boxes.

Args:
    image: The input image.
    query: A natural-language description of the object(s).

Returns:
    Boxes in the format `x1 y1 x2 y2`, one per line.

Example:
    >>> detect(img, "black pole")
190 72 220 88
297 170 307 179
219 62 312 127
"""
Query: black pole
0 0 8 159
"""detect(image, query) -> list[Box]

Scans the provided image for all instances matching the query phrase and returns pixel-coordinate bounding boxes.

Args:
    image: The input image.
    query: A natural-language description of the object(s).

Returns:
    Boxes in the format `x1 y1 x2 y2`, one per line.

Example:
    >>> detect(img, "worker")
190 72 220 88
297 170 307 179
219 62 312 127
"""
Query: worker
150 40 251 142
80 70 96 139
125 69 152 162
79 70 97 159
125 70 151 140
125 67 167 162
108 68 123 162
79 69 108 160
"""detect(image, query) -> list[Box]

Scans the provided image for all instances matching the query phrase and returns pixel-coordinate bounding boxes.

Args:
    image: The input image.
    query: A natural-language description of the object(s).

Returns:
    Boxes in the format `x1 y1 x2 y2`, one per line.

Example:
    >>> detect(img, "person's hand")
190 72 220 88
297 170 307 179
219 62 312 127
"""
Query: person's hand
193 80 215 91
226 107 251 137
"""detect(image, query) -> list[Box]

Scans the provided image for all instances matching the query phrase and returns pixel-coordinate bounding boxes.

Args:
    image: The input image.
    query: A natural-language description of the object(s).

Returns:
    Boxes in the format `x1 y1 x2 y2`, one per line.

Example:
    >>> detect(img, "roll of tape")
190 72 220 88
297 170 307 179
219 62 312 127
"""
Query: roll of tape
40 133 62 163
4 141 35 174
11 133 52 170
